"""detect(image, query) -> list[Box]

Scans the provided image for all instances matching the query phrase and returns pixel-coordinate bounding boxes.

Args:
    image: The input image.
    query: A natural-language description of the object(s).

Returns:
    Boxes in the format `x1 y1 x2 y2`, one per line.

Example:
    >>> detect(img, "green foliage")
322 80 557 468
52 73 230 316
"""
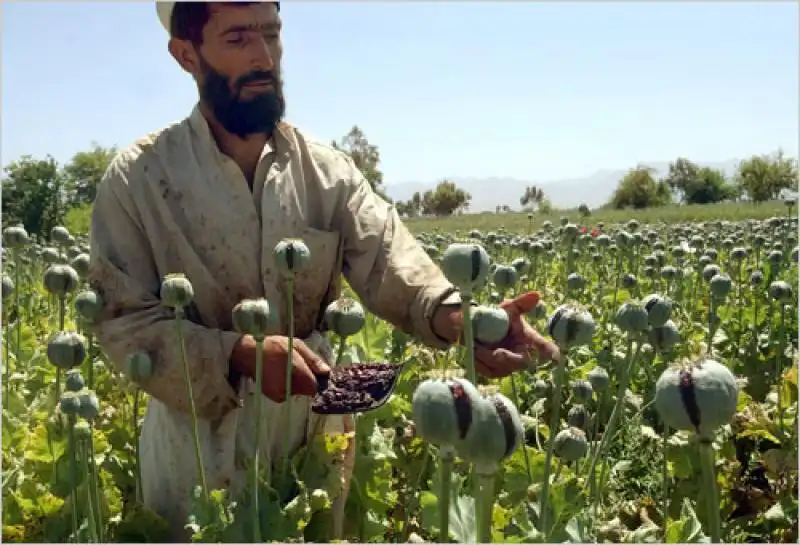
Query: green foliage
63 143 117 206
2 155 68 240
610 166 672 209
664 158 735 205
520 185 545 208
1 209 798 543
735 150 798 203
331 125 392 203
397 180 472 217
1 145 115 240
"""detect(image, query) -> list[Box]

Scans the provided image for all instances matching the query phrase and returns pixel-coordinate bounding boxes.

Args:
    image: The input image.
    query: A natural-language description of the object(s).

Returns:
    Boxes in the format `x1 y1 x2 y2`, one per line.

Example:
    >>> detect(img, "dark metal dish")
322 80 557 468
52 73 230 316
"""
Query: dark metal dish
311 363 402 415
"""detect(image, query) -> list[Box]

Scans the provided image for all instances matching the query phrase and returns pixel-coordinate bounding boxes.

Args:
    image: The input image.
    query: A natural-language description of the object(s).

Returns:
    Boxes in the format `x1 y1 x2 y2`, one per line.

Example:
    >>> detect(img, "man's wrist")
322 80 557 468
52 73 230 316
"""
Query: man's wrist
431 291 475 345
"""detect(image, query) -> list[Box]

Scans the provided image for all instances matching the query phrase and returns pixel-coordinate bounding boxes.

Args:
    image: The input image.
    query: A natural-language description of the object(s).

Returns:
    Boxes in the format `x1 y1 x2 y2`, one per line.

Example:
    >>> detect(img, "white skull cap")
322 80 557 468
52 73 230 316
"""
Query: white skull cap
156 1 175 33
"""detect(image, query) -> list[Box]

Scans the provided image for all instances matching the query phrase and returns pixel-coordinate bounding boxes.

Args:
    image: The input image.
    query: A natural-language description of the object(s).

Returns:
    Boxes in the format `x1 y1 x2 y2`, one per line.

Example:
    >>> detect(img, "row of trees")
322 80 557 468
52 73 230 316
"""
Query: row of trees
393 181 472 218
1 125 474 239
609 152 797 209
3 125 796 239
1 143 117 240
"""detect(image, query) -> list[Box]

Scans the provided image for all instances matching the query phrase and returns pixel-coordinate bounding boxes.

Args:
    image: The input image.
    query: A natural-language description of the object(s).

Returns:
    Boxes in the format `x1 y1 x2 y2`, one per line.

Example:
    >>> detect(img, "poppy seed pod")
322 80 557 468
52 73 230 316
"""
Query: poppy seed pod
654 358 739 438
78 391 100 421
660 266 678 280
412 378 481 447
125 351 154 383
441 243 491 294
567 405 591 430
51 226 72 245
273 238 312 278
65 369 85 392
511 257 530 275
2 225 29 248
701 264 721 282
455 392 524 473
709 274 732 299
548 304 595 348
41 248 61 264
47 331 86 370
648 320 681 352
614 301 649 334
160 273 194 308
43 264 79 297
562 223 579 242
232 298 277 339
553 427 589 462
766 250 783 266
621 274 638 289
730 247 748 261
324 297 366 338
570 379 594 404
59 392 82 416
492 265 519 291
471 305 510 345
567 273 587 292
768 280 793 303
587 366 610 392
2 275 14 300
74 289 104 325
70 253 91 278
642 294 672 328
615 231 632 249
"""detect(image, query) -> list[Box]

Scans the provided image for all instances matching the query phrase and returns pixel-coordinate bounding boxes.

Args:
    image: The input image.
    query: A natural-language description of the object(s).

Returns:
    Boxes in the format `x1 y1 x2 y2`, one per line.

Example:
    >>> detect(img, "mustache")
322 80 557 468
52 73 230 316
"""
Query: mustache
236 70 279 90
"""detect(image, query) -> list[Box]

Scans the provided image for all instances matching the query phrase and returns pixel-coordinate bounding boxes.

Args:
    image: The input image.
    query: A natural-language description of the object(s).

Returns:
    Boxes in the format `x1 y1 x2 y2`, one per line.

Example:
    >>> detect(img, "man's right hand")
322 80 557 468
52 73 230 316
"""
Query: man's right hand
230 335 330 402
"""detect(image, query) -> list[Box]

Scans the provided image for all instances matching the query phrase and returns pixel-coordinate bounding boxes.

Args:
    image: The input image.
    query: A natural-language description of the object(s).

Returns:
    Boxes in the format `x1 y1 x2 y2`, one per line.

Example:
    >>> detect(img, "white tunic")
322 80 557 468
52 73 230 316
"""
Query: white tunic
88 105 456 540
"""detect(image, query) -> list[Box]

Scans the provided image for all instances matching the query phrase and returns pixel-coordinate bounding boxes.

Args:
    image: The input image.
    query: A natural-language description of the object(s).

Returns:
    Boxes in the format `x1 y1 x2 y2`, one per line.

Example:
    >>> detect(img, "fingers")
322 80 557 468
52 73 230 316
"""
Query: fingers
289 354 319 397
294 339 330 375
529 330 561 362
501 291 540 318
261 337 329 401
474 346 527 378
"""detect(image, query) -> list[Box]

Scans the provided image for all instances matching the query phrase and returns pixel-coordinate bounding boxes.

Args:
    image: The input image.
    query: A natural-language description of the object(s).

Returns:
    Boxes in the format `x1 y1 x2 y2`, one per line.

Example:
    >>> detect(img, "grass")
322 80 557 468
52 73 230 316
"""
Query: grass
403 200 789 234
65 199 789 239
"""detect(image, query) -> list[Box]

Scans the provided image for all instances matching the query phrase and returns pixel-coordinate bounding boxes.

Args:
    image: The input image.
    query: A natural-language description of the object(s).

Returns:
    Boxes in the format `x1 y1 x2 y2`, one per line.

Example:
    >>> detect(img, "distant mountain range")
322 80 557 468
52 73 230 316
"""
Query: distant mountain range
384 159 742 212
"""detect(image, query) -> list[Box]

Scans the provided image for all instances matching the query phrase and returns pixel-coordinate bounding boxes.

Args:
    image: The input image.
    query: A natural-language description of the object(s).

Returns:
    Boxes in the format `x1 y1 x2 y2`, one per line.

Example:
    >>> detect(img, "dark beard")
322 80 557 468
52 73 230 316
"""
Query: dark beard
198 53 285 138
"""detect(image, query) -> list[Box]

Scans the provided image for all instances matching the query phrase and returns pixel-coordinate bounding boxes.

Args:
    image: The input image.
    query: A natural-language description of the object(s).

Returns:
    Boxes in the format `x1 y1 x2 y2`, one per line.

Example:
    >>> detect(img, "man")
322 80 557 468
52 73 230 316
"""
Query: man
88 1 558 540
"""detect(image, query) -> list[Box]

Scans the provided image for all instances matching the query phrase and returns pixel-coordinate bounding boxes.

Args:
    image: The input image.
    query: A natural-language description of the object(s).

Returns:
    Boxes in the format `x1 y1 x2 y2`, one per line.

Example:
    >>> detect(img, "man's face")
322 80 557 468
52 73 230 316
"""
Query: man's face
178 2 285 138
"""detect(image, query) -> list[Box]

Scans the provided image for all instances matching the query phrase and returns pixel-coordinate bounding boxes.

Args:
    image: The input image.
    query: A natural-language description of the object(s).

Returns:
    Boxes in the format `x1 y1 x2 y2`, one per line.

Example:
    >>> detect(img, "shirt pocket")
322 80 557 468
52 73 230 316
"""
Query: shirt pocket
287 226 343 338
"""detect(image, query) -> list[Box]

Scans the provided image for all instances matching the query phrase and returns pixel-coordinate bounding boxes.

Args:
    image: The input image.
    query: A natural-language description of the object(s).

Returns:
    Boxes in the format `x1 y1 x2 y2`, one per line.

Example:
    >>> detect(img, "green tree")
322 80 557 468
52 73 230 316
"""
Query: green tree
1 155 67 239
63 142 116 205
609 166 672 209
735 150 798 203
688 167 734 204
663 157 698 203
421 180 471 216
332 125 391 202
520 185 545 208
663 157 733 204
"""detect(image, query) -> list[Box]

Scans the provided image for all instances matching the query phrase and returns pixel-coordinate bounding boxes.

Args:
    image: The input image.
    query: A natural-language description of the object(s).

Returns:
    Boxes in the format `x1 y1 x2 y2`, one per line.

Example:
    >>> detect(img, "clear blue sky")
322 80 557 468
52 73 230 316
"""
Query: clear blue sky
2 1 797 184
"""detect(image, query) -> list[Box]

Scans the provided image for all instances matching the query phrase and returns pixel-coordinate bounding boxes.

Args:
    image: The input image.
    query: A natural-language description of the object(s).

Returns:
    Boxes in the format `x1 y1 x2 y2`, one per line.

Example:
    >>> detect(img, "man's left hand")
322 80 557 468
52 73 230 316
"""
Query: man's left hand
474 291 560 378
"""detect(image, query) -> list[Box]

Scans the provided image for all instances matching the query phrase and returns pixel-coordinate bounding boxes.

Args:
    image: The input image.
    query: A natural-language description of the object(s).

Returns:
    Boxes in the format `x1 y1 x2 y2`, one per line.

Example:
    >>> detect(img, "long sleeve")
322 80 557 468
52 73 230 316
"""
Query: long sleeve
334 155 458 349
87 159 243 421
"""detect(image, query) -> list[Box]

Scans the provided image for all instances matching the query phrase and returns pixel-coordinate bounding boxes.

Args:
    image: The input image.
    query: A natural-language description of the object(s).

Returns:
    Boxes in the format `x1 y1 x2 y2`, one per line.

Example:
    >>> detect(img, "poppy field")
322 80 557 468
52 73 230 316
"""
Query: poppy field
1 209 798 543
